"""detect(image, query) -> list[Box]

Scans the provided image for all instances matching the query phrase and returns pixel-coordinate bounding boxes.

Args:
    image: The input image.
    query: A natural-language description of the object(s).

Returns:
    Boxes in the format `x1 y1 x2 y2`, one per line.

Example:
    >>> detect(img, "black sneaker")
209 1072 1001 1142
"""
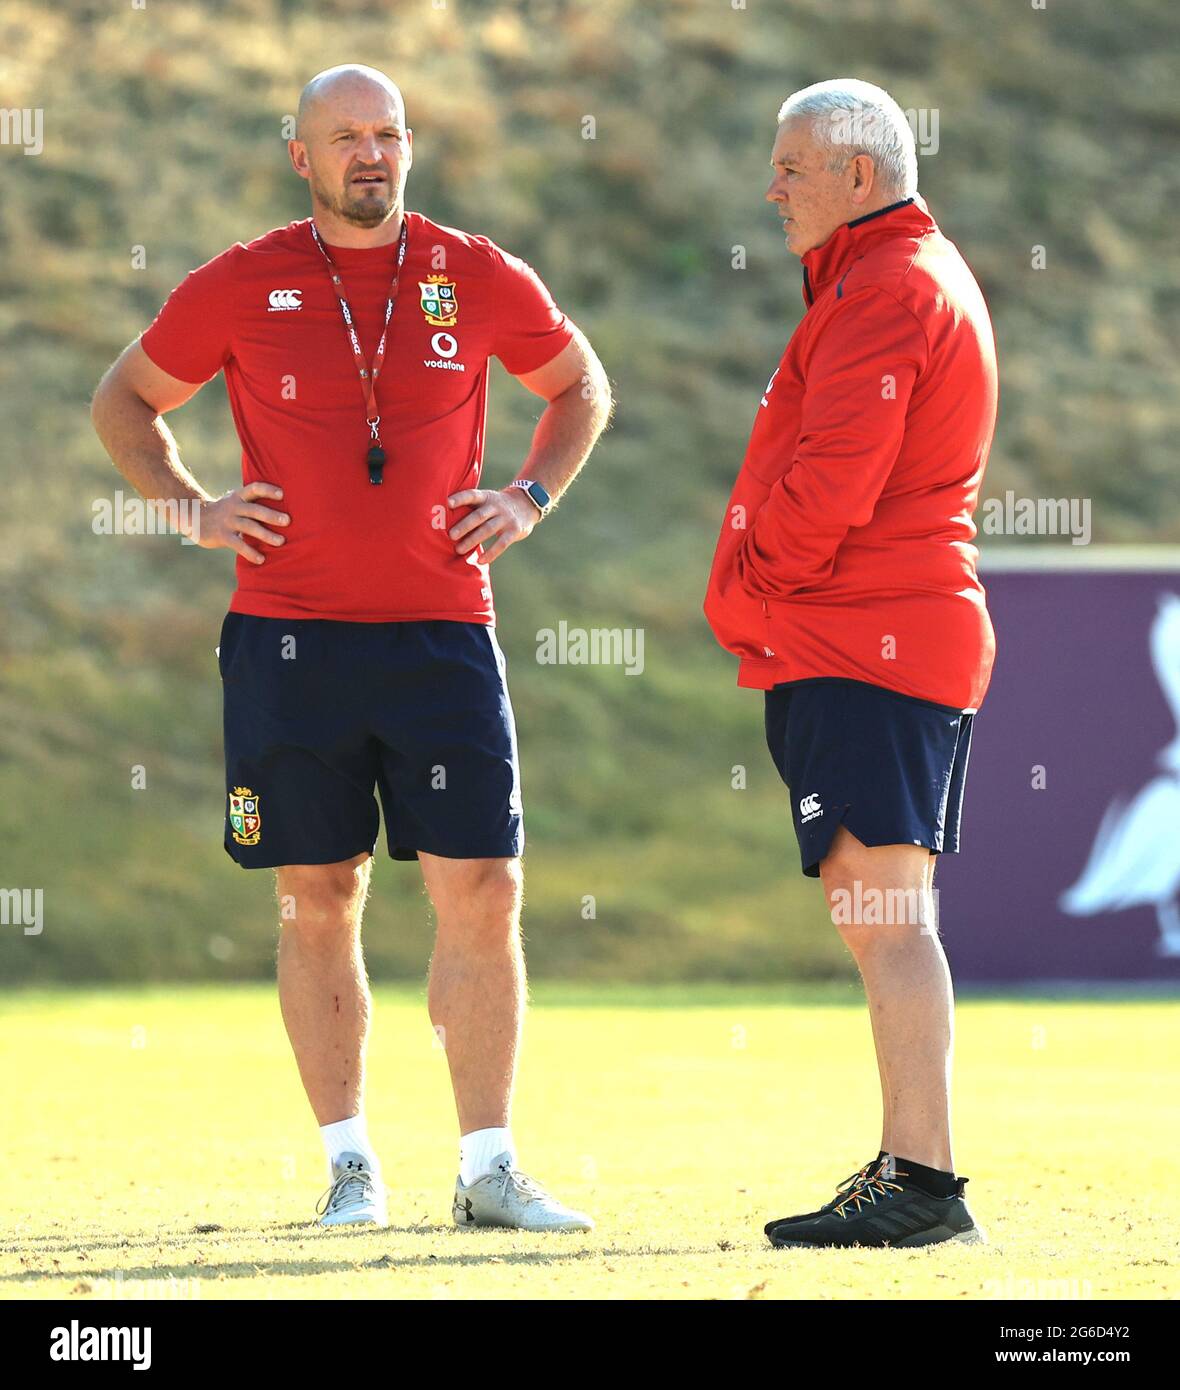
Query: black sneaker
763 1156 886 1238
767 1162 986 1248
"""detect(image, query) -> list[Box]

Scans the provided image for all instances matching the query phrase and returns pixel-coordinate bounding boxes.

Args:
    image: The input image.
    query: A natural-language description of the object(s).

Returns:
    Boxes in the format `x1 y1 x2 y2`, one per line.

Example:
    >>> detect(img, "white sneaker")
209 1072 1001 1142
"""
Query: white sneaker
316 1152 388 1228
452 1152 594 1232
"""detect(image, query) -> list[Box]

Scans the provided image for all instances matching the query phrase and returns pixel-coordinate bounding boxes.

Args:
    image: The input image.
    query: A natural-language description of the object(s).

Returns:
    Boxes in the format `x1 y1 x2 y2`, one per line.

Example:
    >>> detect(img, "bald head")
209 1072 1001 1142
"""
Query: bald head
289 65 412 239
296 64 406 142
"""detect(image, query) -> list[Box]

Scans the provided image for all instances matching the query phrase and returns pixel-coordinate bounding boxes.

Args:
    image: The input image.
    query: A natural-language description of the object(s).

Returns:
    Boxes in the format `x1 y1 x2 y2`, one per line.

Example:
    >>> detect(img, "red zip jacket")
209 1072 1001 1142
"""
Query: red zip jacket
703 196 998 711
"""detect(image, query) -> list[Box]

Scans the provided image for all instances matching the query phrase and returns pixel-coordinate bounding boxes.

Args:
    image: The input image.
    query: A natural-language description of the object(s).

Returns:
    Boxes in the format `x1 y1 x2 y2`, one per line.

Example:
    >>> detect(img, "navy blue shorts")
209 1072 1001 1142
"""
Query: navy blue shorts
764 678 974 878
219 615 524 869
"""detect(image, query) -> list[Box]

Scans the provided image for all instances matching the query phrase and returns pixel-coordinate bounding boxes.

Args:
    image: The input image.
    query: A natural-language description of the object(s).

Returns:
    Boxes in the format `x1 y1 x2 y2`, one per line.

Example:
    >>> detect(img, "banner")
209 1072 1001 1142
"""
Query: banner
939 554 1180 981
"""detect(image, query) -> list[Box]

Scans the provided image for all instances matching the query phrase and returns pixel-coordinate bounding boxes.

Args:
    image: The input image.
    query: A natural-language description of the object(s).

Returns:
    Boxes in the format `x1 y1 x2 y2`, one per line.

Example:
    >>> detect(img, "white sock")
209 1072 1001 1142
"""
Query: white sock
320 1113 380 1175
460 1126 516 1186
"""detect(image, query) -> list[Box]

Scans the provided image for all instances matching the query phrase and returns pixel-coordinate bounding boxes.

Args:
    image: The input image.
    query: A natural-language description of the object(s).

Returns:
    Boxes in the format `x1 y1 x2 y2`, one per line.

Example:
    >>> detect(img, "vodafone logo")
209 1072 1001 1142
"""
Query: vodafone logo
267 288 302 312
424 331 465 371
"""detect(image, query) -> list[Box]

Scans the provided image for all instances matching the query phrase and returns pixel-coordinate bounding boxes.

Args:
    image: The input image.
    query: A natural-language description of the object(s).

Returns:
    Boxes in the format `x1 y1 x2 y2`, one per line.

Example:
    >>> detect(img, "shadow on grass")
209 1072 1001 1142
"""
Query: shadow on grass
7 1221 433 1254
2 1234 717 1287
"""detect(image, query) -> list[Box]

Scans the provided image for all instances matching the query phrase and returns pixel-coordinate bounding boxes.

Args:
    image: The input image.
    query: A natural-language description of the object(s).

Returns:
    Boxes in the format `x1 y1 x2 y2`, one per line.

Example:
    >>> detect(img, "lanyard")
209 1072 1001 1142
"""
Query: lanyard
309 218 409 485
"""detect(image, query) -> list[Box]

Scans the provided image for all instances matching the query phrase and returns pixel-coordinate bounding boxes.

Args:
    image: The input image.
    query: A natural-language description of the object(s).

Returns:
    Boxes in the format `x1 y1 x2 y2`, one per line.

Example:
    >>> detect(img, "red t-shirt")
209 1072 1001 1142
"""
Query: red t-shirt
141 212 573 622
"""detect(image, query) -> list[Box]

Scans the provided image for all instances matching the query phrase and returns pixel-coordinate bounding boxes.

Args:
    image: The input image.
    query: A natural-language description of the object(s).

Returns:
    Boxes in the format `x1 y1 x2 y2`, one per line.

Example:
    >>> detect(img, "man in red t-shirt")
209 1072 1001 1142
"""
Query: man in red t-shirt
92 64 611 1233
704 79 997 1249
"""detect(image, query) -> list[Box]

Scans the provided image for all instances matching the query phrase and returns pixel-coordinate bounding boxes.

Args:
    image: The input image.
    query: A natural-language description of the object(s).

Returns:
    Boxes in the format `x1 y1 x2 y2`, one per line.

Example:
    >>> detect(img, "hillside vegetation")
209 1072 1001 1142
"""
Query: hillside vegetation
1 0 1177 981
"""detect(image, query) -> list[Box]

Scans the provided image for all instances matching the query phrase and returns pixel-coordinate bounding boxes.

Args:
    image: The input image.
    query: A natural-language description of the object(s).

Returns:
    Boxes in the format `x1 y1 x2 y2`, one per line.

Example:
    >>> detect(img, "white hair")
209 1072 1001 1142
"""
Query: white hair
777 78 917 198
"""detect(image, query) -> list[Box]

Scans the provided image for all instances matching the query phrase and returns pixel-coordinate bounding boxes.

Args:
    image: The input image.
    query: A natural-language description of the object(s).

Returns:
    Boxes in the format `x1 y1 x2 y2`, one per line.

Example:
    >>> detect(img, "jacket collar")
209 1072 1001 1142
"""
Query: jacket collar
800 194 934 305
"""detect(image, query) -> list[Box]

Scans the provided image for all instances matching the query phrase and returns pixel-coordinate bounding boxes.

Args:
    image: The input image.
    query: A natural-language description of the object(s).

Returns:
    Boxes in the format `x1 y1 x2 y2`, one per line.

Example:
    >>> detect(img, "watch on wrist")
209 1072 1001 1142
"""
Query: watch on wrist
508 478 553 519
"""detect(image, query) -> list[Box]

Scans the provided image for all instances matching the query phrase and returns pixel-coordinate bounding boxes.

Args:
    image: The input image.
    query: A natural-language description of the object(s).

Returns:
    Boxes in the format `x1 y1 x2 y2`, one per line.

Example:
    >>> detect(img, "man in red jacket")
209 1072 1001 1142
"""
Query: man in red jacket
704 79 998 1248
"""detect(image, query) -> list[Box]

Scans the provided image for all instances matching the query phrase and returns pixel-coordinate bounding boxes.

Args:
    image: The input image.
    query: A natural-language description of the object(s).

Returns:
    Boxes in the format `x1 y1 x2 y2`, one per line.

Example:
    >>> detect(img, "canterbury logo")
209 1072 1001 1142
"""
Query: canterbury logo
799 793 823 822
267 288 302 311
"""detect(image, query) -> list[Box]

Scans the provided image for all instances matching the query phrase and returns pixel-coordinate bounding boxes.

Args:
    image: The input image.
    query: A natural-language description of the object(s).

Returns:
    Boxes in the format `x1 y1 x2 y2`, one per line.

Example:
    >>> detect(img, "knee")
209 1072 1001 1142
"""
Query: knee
277 855 371 941
820 854 933 958
467 857 523 924
820 840 864 924
434 858 522 939
823 870 878 960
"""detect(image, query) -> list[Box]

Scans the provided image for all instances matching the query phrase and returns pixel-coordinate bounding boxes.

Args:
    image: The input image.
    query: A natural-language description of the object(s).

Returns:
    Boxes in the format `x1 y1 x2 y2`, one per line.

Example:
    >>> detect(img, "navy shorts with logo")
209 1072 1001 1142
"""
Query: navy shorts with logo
764 677 974 878
219 614 524 869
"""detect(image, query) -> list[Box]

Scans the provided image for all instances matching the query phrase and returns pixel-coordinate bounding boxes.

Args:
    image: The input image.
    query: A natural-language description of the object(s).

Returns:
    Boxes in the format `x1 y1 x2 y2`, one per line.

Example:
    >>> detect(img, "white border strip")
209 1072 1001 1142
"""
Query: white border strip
978 545 1180 572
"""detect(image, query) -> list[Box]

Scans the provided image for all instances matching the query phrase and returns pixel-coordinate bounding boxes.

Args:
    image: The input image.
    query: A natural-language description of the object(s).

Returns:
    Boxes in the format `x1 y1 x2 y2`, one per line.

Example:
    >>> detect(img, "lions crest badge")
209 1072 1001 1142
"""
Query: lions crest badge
419 275 458 327
229 786 262 846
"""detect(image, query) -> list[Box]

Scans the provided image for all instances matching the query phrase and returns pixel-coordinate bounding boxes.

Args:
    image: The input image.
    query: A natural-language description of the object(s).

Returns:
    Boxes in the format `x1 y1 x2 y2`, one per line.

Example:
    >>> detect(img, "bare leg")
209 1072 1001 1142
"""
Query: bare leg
866 852 938 1155
864 974 893 1156
820 827 954 1172
419 854 524 1134
275 854 373 1126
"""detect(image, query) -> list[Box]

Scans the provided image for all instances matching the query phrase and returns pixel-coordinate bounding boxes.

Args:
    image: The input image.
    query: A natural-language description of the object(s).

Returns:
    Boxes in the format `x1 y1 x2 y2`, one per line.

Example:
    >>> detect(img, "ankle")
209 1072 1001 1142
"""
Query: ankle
459 1126 516 1185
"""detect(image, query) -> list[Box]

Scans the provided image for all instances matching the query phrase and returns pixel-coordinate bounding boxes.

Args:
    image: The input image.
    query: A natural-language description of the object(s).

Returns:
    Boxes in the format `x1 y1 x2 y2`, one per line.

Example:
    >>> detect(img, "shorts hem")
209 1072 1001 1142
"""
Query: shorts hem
798 808 956 878
798 805 849 878
224 840 376 870
388 838 525 863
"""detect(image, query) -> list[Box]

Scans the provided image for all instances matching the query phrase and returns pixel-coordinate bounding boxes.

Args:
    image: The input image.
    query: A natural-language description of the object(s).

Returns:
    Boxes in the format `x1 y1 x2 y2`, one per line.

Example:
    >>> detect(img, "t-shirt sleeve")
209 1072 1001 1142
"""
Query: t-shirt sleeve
489 243 574 376
139 245 238 384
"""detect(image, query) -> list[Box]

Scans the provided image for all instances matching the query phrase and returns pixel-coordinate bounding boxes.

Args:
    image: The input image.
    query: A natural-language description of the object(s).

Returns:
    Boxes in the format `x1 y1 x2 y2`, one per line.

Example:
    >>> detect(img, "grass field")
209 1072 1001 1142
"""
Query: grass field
1 985 1177 1301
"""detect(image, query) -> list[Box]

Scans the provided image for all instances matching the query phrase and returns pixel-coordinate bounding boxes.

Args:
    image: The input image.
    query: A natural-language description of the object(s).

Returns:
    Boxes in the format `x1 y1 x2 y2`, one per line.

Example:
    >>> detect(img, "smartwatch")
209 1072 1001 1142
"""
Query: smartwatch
508 478 553 519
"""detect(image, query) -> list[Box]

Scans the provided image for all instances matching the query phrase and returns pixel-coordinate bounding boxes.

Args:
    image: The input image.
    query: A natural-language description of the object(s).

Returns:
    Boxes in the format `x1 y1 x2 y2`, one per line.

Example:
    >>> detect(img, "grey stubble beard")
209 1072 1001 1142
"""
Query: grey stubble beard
311 173 397 229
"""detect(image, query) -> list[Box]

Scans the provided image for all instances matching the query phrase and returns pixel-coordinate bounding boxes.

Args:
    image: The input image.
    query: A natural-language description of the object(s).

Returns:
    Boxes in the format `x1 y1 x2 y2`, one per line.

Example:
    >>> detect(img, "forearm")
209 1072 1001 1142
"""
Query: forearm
738 490 851 598
511 373 611 505
91 382 212 531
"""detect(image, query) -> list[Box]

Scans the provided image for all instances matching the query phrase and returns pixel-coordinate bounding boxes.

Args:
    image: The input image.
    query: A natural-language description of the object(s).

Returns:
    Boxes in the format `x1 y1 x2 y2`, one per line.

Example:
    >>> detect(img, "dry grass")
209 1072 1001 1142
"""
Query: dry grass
2 985 1176 1300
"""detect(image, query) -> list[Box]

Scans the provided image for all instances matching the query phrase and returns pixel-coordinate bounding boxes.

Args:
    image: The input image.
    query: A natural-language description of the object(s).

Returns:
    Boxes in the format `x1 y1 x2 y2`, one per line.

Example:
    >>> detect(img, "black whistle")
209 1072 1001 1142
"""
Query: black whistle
366 443 386 485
